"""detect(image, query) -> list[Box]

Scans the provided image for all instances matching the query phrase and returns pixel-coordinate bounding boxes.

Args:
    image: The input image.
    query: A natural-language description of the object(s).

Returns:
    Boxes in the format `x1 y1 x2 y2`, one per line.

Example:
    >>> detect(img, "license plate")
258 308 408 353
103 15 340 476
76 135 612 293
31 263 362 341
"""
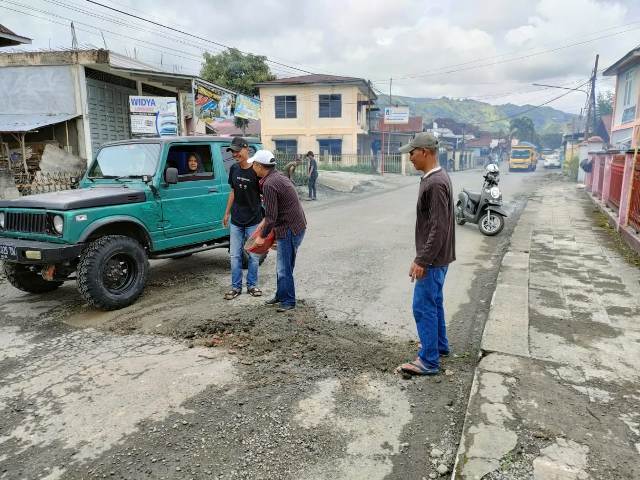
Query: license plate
0 244 18 261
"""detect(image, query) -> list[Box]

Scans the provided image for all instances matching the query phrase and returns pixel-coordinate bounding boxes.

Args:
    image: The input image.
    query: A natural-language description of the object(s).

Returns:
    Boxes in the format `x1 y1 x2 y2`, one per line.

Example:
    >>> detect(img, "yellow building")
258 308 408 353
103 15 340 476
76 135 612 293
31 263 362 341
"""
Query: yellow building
256 75 376 155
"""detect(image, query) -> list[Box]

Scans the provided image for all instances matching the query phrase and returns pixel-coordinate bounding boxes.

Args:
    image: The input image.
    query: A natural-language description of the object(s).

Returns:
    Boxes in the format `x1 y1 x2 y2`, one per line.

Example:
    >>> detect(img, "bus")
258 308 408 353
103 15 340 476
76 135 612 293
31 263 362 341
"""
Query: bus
509 143 538 172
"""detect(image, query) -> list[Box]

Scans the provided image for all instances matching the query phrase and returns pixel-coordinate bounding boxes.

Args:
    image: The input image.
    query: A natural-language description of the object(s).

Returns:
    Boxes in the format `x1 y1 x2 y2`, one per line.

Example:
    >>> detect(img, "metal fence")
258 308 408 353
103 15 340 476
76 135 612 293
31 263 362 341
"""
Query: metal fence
14 171 84 196
274 152 404 179
629 160 640 232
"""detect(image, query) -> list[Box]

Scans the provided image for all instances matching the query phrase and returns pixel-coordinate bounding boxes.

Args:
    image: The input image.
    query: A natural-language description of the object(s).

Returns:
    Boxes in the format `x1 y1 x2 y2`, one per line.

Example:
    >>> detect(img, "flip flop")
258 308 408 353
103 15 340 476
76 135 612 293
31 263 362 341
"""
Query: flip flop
398 359 440 376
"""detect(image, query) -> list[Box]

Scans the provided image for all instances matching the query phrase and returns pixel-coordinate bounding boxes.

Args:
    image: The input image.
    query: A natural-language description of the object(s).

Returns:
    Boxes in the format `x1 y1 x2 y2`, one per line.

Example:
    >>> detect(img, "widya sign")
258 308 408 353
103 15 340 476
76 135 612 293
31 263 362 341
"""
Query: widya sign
129 96 178 136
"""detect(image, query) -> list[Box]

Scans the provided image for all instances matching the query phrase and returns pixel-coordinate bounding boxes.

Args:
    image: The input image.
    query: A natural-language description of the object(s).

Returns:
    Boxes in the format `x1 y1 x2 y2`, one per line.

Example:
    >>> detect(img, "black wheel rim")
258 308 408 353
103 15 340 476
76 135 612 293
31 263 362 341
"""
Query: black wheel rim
102 253 137 294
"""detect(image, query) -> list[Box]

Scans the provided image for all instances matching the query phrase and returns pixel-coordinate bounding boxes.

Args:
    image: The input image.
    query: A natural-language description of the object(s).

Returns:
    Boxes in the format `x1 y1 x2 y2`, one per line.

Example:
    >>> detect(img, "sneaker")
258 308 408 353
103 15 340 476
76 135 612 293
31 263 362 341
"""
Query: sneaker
440 351 450 357
276 304 295 312
265 297 280 306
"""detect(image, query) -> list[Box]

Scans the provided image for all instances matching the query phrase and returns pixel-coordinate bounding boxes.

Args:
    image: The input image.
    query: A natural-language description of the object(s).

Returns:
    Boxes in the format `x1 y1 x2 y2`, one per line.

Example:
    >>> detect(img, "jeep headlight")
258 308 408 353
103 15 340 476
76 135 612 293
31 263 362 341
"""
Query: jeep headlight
0 212 4 229
53 215 64 234
490 186 501 199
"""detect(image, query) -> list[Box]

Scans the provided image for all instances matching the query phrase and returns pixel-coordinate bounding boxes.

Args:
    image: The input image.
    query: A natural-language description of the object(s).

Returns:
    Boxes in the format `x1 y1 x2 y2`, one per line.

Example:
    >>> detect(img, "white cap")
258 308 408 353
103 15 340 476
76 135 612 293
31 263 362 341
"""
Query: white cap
247 149 276 166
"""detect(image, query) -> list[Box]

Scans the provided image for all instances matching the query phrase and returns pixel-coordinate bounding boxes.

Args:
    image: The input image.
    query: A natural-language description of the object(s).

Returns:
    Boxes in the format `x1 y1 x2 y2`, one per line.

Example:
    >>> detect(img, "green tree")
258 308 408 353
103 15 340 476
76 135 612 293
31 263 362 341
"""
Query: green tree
597 91 614 117
200 48 276 132
509 116 539 146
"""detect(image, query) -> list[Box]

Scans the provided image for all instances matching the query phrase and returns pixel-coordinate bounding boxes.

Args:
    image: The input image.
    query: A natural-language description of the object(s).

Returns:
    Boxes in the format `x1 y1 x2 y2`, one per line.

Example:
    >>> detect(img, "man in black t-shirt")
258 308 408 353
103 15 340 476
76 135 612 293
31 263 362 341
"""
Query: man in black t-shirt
223 137 264 300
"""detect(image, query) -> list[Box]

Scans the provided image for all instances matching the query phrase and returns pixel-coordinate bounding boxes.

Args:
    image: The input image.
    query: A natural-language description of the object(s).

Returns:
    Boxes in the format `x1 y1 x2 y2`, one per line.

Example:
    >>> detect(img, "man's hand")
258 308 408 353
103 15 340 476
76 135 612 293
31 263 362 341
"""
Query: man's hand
223 213 230 228
254 236 266 247
409 262 426 282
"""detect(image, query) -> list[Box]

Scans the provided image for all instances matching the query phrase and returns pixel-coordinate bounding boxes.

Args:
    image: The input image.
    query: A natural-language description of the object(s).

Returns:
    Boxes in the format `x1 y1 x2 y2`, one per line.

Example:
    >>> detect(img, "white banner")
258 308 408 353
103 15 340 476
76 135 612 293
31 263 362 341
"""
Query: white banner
384 106 409 125
129 96 178 135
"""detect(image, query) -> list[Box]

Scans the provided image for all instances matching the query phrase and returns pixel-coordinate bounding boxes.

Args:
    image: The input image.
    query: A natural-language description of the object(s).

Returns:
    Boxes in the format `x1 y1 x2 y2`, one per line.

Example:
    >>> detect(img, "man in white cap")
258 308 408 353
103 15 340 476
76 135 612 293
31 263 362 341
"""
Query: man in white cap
249 150 307 312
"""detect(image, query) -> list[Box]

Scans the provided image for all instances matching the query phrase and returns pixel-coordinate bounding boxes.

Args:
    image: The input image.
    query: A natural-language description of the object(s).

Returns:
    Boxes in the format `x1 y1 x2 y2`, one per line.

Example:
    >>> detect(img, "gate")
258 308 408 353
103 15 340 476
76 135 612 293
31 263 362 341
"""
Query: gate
607 155 625 210
629 160 640 231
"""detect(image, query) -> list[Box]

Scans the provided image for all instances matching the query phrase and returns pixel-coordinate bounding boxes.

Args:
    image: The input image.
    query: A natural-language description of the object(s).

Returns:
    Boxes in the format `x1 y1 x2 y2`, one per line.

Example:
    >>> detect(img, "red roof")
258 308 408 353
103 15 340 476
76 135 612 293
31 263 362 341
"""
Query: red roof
205 119 260 137
466 132 493 148
257 74 368 86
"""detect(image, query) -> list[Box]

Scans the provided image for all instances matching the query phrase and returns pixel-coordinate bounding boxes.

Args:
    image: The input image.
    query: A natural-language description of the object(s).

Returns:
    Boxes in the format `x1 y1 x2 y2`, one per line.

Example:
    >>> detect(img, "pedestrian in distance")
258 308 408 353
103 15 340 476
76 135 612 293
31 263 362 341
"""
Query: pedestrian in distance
222 137 264 300
249 150 307 312
284 155 301 180
307 151 318 200
396 132 456 376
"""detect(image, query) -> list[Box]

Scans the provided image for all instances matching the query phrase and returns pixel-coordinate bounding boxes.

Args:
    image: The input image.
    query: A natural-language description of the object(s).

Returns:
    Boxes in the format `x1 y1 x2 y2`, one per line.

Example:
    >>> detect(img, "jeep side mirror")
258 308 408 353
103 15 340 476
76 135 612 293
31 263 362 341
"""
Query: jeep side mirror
165 167 178 185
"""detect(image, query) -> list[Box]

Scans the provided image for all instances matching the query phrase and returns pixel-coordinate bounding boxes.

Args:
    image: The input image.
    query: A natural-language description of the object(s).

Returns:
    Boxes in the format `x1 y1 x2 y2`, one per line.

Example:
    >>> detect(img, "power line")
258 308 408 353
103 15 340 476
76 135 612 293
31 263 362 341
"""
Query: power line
469 79 592 127
371 21 640 83
0 1 300 79
38 0 305 77
85 0 320 76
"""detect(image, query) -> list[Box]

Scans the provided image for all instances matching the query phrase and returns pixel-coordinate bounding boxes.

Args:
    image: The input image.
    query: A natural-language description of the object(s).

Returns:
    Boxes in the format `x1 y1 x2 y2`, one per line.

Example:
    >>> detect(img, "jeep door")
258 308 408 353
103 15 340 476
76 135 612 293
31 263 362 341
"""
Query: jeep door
159 143 227 244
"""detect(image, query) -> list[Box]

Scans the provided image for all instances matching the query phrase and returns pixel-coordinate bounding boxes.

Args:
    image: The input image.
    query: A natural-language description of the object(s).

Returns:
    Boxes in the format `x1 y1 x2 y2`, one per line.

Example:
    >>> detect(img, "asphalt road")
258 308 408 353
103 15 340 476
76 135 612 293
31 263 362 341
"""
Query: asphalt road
0 165 540 480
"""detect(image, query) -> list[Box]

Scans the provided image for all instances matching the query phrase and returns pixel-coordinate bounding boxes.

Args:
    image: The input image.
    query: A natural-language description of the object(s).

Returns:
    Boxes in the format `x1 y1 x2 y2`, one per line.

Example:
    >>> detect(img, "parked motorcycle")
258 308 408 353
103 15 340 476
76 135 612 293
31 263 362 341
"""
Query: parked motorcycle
455 164 507 236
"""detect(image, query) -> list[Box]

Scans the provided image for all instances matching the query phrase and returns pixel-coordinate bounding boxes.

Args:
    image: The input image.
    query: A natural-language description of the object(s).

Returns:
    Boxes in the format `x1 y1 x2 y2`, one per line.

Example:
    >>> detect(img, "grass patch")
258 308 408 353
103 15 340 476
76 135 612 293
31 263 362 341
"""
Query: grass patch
593 209 640 268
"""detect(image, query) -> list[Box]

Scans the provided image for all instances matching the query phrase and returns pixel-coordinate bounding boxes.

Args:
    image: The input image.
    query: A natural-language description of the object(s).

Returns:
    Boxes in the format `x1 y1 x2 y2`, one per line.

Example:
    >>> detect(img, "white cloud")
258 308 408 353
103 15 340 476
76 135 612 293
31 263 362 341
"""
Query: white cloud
1 0 638 113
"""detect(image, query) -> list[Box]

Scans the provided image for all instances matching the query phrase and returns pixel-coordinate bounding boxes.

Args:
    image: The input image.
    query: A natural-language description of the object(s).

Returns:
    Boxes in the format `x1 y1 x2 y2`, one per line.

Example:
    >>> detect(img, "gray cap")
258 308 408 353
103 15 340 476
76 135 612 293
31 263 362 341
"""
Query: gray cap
398 132 439 153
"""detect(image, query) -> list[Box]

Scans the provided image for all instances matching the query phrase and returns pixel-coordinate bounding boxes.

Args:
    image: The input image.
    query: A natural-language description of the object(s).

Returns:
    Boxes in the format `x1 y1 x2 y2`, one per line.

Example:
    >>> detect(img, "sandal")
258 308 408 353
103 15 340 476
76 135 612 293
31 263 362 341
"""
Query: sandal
224 289 241 300
396 358 440 376
247 287 263 297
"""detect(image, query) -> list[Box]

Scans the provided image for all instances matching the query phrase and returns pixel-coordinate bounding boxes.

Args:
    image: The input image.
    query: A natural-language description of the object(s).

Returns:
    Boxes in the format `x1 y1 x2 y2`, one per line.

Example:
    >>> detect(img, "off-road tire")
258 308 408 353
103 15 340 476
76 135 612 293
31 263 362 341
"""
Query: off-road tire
77 235 149 310
2 262 63 293
478 212 505 236
242 251 268 270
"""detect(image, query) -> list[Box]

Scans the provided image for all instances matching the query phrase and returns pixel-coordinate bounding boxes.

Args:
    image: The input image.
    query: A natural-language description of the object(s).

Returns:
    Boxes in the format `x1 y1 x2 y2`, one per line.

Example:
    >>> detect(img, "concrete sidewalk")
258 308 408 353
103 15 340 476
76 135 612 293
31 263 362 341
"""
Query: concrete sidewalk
454 175 640 480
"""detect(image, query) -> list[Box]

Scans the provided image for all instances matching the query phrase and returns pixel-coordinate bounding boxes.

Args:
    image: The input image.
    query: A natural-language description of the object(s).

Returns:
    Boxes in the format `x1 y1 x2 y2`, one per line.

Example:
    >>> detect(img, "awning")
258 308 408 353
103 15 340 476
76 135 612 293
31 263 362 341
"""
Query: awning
0 113 79 133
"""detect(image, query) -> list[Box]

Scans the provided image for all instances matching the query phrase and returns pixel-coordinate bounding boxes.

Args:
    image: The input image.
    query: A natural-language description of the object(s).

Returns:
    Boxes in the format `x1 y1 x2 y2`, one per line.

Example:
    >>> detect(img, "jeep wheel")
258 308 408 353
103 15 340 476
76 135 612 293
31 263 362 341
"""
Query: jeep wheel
242 251 268 270
77 235 149 310
2 262 63 293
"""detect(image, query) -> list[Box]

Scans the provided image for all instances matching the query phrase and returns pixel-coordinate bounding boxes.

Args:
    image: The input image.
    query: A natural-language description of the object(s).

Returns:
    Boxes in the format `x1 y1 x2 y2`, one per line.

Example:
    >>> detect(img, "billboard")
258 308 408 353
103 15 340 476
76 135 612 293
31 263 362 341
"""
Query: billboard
129 96 178 136
234 94 261 120
194 83 236 128
384 106 409 124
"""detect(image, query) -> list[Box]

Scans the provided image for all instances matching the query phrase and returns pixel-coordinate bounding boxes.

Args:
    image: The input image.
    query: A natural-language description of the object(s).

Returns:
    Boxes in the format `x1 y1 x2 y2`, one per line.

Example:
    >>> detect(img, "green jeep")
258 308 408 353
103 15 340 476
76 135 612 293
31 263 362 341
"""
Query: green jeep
0 136 262 310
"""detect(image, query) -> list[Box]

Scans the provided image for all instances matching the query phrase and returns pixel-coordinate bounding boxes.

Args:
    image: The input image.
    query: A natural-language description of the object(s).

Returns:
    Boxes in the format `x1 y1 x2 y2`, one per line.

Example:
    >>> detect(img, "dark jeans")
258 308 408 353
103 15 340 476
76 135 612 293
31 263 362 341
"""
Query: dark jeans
413 265 450 369
308 175 317 199
275 228 305 307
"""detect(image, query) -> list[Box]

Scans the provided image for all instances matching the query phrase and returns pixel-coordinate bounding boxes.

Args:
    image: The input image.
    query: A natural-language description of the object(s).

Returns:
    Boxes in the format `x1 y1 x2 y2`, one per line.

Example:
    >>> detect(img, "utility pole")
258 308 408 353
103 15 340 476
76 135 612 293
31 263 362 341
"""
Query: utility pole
584 54 599 139
387 78 392 161
70 22 78 50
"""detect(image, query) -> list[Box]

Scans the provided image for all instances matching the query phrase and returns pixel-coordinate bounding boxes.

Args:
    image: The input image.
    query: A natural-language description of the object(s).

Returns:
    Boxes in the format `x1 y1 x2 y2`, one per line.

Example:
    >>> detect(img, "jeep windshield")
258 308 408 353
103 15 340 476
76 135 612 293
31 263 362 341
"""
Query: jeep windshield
88 143 161 179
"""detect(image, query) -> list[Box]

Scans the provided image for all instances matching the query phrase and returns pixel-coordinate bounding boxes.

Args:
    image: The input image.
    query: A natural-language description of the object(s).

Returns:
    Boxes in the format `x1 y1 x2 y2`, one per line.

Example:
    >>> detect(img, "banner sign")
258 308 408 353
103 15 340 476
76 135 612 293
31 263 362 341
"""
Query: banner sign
384 106 410 124
129 96 178 136
194 83 236 127
234 94 261 120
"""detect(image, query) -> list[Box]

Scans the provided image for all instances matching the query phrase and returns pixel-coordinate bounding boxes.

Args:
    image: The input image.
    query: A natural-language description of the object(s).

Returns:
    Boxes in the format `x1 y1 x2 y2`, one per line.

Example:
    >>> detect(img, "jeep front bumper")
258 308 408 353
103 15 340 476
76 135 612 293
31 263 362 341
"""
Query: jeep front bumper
0 238 83 264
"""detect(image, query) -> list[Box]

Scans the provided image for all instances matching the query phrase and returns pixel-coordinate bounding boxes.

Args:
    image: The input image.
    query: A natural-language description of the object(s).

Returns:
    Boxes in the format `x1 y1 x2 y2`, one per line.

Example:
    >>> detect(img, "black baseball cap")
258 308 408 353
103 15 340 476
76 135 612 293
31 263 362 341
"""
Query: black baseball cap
226 137 249 152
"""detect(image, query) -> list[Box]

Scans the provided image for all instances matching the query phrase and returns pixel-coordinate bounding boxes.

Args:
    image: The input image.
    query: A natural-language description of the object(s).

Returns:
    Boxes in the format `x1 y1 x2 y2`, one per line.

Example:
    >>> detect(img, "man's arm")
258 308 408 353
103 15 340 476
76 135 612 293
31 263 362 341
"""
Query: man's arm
415 183 449 267
223 190 234 227
259 183 278 239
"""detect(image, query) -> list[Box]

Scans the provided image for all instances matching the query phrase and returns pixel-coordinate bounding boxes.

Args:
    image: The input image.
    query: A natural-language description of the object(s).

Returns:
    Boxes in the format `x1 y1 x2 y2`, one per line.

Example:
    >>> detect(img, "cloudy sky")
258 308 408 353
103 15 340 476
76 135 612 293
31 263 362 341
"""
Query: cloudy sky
2 0 640 114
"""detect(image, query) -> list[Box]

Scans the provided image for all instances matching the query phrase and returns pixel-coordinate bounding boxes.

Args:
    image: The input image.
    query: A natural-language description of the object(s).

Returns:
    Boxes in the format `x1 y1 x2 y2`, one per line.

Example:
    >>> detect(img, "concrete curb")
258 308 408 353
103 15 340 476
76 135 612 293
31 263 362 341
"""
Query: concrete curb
451 200 533 479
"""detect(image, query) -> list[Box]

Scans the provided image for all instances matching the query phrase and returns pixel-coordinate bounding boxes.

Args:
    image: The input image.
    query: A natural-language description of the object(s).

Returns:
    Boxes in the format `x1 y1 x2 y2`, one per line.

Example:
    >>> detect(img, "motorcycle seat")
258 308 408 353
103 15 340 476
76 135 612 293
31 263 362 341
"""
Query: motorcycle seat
463 189 481 204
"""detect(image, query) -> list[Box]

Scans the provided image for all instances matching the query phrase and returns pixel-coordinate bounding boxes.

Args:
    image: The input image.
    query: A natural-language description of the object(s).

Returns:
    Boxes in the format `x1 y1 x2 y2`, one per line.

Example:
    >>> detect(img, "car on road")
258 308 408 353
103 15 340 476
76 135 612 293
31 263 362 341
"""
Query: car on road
0 136 262 310
543 153 561 169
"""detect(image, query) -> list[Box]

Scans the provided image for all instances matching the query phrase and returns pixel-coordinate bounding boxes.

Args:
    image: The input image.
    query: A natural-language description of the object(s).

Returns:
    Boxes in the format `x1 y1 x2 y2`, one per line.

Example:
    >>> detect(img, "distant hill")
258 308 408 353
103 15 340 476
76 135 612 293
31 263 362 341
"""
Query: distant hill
377 95 576 134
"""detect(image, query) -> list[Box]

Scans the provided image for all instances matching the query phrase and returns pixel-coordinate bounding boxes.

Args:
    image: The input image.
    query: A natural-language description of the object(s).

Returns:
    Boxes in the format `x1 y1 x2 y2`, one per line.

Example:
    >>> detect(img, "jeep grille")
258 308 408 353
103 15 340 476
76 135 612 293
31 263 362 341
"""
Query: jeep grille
5 212 49 234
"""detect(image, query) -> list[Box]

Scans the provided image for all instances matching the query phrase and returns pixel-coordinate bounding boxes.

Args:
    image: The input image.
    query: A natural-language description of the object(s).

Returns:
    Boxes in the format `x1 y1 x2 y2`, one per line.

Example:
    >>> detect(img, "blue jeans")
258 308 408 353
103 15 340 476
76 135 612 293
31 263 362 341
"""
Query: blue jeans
230 223 259 291
413 265 449 369
275 228 305 307
308 175 317 199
